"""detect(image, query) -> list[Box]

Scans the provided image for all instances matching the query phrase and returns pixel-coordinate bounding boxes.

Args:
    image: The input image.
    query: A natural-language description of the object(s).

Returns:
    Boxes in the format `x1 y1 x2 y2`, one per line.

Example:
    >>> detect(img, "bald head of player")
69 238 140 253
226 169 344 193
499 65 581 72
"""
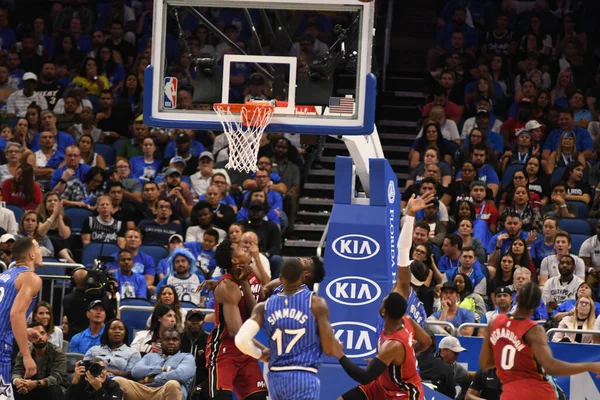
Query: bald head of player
280 258 304 292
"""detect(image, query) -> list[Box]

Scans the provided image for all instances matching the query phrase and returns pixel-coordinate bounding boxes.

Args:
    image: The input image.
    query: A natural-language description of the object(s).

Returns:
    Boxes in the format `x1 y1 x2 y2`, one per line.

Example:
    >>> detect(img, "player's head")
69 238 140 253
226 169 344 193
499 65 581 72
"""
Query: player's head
280 258 304 288
13 236 42 267
303 256 325 289
516 282 542 311
381 292 407 321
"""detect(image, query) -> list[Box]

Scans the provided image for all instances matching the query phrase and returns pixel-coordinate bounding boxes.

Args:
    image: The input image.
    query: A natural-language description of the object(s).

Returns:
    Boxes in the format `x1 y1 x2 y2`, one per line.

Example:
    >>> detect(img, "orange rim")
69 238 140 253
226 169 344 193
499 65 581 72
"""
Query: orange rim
214 102 274 127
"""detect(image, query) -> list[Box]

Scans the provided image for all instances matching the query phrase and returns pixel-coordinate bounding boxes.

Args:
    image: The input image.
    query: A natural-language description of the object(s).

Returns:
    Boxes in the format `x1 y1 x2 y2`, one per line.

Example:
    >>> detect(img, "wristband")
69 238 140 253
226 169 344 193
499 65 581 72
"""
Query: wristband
495 246 502 250
560 204 567 209
47 218 54 224
59 179 67 184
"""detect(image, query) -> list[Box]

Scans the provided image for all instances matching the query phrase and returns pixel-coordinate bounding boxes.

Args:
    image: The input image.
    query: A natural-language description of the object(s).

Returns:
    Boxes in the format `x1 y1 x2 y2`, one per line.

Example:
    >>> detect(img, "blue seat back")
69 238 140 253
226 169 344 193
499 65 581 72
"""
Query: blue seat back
138 245 169 266
5 204 24 224
567 201 590 219
180 301 199 309
94 143 116 166
120 306 153 343
113 138 128 152
120 298 153 307
64 208 94 234
570 234 588 254
81 243 120 267
550 167 566 186
559 218 591 236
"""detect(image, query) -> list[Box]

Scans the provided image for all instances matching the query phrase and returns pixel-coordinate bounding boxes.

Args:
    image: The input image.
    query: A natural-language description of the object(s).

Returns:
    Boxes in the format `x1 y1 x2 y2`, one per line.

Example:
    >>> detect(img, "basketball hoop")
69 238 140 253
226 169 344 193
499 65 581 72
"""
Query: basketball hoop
214 102 275 173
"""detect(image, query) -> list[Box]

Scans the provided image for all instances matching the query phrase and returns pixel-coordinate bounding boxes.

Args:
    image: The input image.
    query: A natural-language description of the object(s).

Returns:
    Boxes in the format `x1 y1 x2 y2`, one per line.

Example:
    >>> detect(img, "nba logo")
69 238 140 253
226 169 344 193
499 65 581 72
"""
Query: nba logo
163 77 178 109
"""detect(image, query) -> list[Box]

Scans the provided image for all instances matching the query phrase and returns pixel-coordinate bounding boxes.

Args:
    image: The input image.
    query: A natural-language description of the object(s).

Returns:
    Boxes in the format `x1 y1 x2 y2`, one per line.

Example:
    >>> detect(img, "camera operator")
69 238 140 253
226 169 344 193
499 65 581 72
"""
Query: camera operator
63 268 116 340
65 358 123 400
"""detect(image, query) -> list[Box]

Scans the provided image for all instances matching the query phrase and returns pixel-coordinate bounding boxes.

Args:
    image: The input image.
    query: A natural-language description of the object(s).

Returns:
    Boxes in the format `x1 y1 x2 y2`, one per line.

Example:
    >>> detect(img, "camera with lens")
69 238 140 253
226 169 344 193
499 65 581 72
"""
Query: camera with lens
86 256 115 293
80 360 104 377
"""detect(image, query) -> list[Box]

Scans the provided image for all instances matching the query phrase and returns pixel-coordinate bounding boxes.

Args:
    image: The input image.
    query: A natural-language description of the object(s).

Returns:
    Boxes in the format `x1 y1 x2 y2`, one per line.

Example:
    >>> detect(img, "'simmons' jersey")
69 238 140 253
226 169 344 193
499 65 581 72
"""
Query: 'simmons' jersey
264 287 321 373
0 266 36 349
490 314 549 384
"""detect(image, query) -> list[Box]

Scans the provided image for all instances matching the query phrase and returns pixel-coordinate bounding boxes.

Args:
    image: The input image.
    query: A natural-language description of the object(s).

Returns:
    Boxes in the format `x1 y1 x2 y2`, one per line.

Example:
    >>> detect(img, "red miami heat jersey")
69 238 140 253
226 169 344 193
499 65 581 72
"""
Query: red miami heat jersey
490 314 549 384
377 316 423 398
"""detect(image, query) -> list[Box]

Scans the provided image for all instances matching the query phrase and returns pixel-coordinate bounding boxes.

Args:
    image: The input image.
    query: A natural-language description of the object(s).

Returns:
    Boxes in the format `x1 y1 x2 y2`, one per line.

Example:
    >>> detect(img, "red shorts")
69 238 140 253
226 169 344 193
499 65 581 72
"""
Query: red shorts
359 379 424 400
501 379 556 399
208 352 267 399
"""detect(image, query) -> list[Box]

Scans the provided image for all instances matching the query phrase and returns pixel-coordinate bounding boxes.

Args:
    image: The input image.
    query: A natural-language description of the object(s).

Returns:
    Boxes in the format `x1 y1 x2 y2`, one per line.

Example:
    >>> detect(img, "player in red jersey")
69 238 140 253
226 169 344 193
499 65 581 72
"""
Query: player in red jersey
205 240 268 400
334 292 432 400
480 282 600 399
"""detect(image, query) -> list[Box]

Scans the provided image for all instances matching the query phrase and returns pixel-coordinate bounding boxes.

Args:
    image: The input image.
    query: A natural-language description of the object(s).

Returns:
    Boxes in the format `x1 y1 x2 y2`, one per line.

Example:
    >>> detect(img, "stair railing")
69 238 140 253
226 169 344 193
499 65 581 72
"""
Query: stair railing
313 218 330 296
382 0 395 92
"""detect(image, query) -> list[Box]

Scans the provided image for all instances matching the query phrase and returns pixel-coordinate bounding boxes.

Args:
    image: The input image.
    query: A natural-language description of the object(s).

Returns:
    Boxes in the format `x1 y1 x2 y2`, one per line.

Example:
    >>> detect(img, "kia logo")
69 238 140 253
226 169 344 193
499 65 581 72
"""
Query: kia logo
332 321 377 358
325 276 382 306
387 180 395 204
331 234 380 260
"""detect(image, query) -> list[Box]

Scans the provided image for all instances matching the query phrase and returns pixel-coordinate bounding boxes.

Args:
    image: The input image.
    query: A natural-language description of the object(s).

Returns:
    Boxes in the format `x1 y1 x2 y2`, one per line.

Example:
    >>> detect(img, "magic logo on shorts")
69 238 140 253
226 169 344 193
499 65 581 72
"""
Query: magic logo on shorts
163 77 178 109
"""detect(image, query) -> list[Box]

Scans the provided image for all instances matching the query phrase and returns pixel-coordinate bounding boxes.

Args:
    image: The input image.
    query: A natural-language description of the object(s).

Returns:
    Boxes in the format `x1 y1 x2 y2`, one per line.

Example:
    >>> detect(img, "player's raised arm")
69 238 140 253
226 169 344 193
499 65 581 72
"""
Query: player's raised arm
311 295 341 357
235 301 269 361
394 192 435 297
11 272 42 378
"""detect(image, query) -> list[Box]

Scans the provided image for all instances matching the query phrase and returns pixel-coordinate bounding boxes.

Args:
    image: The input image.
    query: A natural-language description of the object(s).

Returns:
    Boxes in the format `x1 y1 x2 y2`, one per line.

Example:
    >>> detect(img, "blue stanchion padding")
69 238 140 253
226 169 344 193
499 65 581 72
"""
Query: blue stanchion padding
322 157 399 366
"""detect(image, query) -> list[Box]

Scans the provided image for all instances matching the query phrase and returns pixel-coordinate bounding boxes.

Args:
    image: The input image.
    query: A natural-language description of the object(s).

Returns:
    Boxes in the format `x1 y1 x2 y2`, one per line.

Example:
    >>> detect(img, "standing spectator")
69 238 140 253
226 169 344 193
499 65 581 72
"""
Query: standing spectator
114 329 196 400
242 199 283 279
180 309 209 400
81 196 126 247
6 72 48 118
55 96 82 132
69 300 107 354
138 197 183 246
31 110 76 153
1 163 43 210
83 318 141 379
113 249 148 299
542 255 584 313
11 321 68 400
155 248 204 306
540 231 585 286
50 145 91 194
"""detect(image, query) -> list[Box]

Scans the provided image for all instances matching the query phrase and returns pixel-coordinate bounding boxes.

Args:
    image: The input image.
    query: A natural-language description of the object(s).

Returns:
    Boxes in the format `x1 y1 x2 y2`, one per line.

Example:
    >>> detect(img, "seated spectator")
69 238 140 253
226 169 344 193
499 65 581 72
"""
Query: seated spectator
31 110 76 153
500 130 536 173
437 336 471 394
448 162 493 207
239 231 272 284
411 221 442 262
242 199 283 279
36 191 74 262
541 181 578 218
95 90 133 141
532 215 558 266
470 180 498 233
109 227 156 292
12 321 68 400
497 187 542 233
69 300 106 354
540 231 585 286
6 72 48 118
243 157 288 197
113 249 148 299
542 255 584 314
552 296 596 344
423 85 462 124
524 156 549 204
406 146 453 187
117 121 156 160
114 329 196 400
509 237 536 277
456 144 500 196
428 281 475 336
410 121 454 168
156 248 205 306
580 220 600 273
203 185 236 231
452 272 486 322
461 97 502 140
55 95 82 132
106 160 143 205
198 172 238 213
542 108 594 161
562 161 591 205
78 134 106 169
164 132 200 176
508 79 538 117
65 358 123 400
0 65 16 111
402 178 450 225
81 196 126 247
415 331 456 398
511 267 548 322
568 90 592 129
62 166 105 209
138 197 183 246
184 229 219 280
84 318 141 378
72 57 109 96
418 199 446 247
118 73 143 114
12 118 29 148
486 213 531 267
131 304 177 356
0 142 23 184
161 168 194 219
443 246 487 297
552 282 600 322
106 182 135 229
68 106 101 142
129 137 162 183
236 188 281 228
456 218 486 265
500 97 533 148
50 145 91 195
490 254 516 305
546 131 587 175
466 368 502 400
147 284 186 330
34 131 64 180
498 170 542 214
190 152 215 198
228 222 245 249
481 286 513 332
18 211 54 257
31 301 63 348
428 7 478 69
186 201 227 243
418 106 461 145
437 234 462 274
1 162 42 210
180 309 209 400
457 127 499 168
468 110 504 156
164 129 204 159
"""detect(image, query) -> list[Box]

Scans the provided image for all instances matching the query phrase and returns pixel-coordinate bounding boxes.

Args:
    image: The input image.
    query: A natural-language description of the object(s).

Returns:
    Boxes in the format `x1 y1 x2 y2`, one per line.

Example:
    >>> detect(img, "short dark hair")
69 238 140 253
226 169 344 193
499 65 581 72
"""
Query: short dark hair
461 245 475 254
517 282 542 310
215 239 234 271
558 107 575 118
384 292 407 320
552 181 567 192
433 85 448 97
162 327 181 339
13 237 34 262
311 256 326 284
420 177 437 187
143 181 160 191
555 230 571 244
157 197 172 208
28 320 45 331
472 143 488 153
194 201 212 212
118 249 132 260
445 233 463 250
414 221 431 232
281 258 304 283
100 318 129 346
106 181 123 192
204 228 219 242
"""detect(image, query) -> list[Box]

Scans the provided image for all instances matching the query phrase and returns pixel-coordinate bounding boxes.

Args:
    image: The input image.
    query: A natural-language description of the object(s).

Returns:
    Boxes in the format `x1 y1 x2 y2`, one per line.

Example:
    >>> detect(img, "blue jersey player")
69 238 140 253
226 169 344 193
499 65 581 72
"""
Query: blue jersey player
0 237 43 397
235 258 342 400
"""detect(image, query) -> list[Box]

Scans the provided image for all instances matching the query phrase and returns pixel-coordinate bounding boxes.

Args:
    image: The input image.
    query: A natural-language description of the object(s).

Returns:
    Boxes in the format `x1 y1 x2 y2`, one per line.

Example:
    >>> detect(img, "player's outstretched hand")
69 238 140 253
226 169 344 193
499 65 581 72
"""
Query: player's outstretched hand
259 348 270 363
332 340 345 360
406 192 435 217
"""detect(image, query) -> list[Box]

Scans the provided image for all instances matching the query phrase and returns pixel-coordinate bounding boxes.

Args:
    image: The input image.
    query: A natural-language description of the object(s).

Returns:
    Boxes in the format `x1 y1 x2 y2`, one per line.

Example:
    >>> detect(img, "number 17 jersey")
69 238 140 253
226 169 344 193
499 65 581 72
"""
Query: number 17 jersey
263 287 321 373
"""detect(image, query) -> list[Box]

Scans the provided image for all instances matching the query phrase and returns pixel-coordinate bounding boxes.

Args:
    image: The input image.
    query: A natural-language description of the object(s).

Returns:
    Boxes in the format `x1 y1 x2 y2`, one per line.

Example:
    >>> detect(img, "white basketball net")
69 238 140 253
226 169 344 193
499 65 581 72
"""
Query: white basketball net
214 103 274 173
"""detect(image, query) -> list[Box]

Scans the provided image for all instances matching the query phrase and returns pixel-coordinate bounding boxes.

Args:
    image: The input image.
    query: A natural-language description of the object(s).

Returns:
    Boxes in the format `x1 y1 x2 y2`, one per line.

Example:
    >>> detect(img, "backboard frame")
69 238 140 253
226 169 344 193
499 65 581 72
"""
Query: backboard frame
144 0 376 135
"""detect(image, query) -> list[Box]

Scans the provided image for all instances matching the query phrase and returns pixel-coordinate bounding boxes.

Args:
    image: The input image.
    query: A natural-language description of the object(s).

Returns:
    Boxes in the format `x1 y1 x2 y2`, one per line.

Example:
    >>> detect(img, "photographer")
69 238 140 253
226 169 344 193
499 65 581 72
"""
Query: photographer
63 268 116 339
65 358 123 400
